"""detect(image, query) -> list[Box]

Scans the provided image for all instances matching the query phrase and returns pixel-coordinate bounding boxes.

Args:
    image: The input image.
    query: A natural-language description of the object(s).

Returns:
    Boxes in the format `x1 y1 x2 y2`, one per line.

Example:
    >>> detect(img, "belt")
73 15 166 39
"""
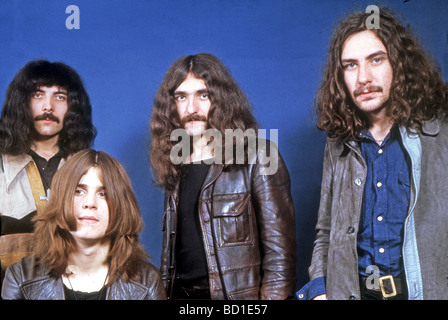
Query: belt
360 275 407 300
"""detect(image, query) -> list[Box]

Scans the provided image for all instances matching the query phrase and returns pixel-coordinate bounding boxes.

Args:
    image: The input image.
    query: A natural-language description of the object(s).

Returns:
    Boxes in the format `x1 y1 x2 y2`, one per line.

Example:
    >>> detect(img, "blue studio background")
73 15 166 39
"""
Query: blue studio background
1 0 447 292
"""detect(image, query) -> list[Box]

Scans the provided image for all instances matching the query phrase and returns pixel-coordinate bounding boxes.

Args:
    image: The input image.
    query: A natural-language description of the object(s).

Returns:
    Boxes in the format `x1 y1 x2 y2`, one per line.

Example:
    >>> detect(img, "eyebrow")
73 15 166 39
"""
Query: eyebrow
173 89 208 96
34 88 68 95
341 50 388 64
76 183 106 190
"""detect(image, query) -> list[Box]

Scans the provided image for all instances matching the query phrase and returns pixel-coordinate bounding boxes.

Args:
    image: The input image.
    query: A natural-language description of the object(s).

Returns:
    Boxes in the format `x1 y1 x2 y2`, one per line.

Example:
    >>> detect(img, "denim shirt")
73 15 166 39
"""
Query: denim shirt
358 127 411 277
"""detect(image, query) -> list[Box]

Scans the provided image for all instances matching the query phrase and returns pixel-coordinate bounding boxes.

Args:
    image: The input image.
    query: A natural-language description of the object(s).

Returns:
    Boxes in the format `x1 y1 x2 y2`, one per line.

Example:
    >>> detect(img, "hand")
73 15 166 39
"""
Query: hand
313 294 327 300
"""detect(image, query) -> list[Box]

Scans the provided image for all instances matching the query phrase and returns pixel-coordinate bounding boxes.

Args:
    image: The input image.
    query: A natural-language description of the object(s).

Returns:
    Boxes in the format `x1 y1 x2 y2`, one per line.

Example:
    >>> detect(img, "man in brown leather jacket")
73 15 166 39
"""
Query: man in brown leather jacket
297 8 448 300
149 53 297 300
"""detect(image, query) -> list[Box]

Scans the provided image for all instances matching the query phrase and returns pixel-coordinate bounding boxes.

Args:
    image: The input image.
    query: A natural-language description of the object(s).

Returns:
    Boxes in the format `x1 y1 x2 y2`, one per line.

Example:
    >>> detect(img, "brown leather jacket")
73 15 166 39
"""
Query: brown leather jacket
160 145 297 300
1 256 167 300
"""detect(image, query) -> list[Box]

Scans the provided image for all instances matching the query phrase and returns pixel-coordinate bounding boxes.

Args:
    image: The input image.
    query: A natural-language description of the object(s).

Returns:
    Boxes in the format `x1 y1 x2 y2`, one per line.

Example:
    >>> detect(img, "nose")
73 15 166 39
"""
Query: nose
42 96 54 112
357 63 373 85
82 193 98 209
186 96 199 114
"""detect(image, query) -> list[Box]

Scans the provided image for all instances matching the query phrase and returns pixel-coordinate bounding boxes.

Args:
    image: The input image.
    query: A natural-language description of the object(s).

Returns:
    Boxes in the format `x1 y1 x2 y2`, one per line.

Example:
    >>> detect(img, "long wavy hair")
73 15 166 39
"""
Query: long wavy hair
0 60 96 154
316 8 448 141
149 53 259 190
33 149 149 285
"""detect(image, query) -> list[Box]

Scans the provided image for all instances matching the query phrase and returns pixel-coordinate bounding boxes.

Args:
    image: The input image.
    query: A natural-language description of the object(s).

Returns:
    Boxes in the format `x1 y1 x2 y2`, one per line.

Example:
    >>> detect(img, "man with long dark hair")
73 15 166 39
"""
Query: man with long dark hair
0 60 96 277
149 53 296 300
297 8 448 300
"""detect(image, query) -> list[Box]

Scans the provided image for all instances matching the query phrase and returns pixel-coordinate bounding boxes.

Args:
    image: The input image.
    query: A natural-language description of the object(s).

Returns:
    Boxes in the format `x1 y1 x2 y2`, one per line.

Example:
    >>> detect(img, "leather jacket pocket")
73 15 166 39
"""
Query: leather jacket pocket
212 193 253 247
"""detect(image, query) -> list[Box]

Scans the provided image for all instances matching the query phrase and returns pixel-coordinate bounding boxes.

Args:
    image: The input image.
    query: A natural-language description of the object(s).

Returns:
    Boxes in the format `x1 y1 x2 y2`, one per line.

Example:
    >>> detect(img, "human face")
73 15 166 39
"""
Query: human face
30 85 68 141
341 30 393 115
174 73 211 136
71 167 109 245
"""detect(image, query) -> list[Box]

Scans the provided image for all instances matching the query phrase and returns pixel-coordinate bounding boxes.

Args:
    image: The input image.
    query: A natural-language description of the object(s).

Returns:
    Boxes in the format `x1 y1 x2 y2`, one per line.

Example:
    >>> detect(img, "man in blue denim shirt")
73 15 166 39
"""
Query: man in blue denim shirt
297 8 448 300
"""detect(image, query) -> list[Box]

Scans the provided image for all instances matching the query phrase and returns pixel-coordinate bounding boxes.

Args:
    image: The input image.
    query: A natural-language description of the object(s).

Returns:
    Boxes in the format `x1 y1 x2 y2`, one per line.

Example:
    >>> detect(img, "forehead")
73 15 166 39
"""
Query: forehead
175 73 207 93
341 30 387 59
35 85 67 93
79 167 103 186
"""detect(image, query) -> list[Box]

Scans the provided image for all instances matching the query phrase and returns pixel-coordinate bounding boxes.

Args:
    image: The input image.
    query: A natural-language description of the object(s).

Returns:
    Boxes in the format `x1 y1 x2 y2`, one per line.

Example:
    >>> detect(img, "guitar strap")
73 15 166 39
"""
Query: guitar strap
24 160 49 215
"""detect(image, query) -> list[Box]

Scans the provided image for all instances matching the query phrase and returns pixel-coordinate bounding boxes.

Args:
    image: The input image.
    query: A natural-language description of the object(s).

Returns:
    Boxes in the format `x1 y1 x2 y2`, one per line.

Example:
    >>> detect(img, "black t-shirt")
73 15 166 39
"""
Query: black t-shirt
63 284 107 300
174 162 210 288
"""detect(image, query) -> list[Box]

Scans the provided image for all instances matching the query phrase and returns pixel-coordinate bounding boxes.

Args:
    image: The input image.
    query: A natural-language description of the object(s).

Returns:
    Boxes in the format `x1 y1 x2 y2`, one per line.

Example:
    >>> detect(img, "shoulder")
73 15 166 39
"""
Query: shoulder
7 256 49 281
135 260 163 283
113 260 166 300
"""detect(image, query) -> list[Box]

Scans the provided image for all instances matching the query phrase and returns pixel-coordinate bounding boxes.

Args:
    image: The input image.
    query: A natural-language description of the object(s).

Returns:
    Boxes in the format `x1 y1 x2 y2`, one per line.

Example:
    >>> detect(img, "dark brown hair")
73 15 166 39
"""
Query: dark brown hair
149 53 258 190
316 8 448 141
33 149 149 285
0 60 96 154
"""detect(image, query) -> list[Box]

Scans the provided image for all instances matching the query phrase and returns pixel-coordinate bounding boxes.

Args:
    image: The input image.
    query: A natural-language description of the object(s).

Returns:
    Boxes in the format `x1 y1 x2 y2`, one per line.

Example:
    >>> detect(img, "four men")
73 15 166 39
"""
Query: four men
1 8 447 300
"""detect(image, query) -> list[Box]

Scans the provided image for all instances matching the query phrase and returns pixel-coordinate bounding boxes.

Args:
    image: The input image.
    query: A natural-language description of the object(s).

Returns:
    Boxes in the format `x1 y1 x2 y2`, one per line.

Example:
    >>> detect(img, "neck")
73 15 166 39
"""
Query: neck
365 108 394 145
189 135 213 163
31 136 60 160
63 240 110 293
68 240 110 275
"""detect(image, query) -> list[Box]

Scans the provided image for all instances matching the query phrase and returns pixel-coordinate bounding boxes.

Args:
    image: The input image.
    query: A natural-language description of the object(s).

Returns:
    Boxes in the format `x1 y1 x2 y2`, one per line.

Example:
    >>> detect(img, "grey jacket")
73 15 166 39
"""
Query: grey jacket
1 256 167 300
309 115 448 300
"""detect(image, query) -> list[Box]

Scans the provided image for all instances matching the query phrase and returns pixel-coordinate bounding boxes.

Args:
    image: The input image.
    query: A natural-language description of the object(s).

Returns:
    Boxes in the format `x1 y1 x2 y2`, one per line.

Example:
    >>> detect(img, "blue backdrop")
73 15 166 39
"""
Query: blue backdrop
1 0 447 291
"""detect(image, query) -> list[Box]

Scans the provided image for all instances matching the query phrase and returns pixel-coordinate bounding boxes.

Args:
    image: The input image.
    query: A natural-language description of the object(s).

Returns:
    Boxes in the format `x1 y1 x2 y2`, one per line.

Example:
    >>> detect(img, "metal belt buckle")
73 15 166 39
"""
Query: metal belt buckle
379 275 397 299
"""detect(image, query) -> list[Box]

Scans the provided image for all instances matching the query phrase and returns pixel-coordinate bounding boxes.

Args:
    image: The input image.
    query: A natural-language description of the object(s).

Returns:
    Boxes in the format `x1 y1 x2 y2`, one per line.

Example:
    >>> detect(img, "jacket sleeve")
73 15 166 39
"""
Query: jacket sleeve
308 140 333 282
252 142 297 299
1 264 25 300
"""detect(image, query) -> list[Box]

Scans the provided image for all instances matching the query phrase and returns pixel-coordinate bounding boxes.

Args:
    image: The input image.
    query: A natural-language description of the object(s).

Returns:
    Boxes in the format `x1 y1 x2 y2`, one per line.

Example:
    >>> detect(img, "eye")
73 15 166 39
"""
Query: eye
75 188 85 196
344 63 357 70
372 57 382 64
56 95 66 101
175 95 186 101
98 191 107 199
199 93 209 99
32 92 43 99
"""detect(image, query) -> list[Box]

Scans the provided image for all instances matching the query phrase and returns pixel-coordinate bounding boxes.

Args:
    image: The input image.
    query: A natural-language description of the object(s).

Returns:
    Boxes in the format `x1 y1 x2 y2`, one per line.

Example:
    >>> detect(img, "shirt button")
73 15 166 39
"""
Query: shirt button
354 178 362 186
377 216 383 222
378 149 383 154
376 182 383 188
379 248 385 253
347 226 355 234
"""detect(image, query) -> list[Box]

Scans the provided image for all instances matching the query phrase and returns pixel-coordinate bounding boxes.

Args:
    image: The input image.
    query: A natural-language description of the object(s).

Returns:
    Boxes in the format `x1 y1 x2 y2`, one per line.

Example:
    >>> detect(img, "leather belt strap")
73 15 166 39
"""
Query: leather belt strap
360 275 406 300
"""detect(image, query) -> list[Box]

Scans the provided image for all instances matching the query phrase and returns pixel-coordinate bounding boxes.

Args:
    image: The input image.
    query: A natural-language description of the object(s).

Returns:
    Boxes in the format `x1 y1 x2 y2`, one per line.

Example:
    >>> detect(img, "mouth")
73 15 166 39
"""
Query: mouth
78 216 99 224
358 90 377 98
34 113 60 123
354 85 383 98
182 114 207 125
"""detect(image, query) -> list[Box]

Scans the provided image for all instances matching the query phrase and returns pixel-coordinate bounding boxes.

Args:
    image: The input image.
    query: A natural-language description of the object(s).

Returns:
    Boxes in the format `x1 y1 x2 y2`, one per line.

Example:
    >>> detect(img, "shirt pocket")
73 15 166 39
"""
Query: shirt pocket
398 171 411 207
212 193 254 247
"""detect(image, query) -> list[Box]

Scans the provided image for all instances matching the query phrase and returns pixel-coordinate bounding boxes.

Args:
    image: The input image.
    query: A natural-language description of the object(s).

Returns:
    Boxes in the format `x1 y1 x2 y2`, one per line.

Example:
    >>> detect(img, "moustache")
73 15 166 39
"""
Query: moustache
354 85 383 97
34 112 60 123
181 114 207 125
